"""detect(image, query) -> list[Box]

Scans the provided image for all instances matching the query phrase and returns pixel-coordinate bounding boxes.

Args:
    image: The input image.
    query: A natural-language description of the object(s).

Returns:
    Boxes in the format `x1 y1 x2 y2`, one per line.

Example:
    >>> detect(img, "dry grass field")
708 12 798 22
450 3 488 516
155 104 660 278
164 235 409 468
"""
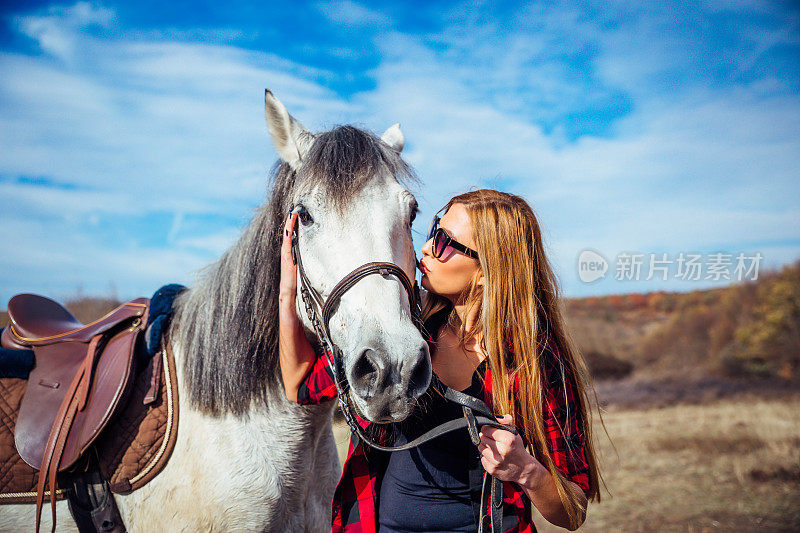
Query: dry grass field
334 393 800 532
537 394 800 532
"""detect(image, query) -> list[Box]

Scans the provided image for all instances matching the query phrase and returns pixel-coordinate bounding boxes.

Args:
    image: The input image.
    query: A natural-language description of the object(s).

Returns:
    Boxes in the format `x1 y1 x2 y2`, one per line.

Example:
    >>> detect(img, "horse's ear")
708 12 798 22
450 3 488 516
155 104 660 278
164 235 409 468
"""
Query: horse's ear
381 123 405 153
264 89 313 170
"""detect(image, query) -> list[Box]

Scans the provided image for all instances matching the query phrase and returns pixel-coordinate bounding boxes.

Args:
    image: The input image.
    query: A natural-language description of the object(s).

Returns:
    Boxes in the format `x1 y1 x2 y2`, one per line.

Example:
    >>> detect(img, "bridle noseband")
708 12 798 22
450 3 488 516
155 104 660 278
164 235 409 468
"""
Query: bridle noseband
291 215 517 533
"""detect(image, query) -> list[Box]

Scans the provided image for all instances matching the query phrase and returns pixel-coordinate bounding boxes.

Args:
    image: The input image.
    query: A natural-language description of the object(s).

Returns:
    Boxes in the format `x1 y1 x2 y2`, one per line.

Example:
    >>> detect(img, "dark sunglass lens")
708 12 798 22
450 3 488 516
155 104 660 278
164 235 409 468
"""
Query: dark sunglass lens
433 228 447 257
427 216 439 240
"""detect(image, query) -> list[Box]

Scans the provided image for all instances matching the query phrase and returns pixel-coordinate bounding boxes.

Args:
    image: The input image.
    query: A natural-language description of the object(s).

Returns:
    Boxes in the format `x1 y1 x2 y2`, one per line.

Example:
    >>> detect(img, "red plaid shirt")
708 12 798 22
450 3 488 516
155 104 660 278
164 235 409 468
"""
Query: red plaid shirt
297 328 590 533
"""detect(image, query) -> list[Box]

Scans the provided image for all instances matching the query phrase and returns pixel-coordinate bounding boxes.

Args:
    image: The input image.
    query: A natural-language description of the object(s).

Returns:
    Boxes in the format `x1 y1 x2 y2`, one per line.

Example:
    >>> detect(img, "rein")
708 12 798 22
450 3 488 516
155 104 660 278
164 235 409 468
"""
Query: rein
291 219 515 532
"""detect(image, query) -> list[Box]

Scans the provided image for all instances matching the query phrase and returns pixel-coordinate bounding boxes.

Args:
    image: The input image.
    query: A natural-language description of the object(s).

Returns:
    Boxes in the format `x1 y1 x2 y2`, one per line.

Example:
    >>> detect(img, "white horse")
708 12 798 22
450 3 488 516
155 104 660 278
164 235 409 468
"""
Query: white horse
1 90 430 532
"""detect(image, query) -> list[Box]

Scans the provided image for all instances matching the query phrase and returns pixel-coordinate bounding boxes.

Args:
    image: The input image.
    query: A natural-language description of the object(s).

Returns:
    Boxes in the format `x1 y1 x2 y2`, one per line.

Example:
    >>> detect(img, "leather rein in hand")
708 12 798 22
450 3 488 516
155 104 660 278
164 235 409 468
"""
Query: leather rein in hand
290 217 517 533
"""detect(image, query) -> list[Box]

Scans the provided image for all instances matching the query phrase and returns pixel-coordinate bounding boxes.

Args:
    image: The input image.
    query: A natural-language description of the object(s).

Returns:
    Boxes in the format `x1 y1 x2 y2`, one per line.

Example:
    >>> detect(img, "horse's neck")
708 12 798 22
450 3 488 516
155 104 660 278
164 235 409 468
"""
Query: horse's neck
168 261 283 413
167 287 331 419
113 339 337 532
169 333 334 434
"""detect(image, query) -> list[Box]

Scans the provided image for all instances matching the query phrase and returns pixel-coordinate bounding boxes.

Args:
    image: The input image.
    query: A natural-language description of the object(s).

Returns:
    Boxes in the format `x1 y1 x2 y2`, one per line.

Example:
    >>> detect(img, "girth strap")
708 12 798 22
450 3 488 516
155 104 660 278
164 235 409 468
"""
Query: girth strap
35 334 102 533
65 462 126 533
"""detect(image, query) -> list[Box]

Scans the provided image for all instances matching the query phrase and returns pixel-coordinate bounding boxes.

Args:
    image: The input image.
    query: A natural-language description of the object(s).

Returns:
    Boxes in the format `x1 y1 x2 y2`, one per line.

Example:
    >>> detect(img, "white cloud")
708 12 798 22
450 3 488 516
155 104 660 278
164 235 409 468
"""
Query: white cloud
0 3 366 305
352 28 800 295
316 1 392 28
175 227 243 256
167 211 184 244
0 216 210 304
15 1 114 60
0 33 348 210
1 1 798 303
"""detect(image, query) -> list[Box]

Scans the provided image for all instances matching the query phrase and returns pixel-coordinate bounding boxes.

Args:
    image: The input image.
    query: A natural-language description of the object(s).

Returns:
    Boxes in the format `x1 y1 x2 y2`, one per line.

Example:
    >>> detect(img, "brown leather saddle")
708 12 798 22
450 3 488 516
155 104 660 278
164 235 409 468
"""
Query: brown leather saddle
0 294 157 532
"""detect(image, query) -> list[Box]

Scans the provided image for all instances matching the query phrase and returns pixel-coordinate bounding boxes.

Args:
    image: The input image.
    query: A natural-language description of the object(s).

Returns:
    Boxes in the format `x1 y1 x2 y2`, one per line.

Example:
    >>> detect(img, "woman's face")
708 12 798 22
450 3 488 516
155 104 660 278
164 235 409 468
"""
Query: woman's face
419 203 482 300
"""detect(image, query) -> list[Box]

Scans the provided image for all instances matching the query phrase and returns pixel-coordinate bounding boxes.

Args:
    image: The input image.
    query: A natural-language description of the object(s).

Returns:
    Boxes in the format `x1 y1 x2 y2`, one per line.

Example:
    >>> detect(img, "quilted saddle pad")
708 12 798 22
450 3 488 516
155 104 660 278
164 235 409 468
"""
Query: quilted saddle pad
0 344 179 504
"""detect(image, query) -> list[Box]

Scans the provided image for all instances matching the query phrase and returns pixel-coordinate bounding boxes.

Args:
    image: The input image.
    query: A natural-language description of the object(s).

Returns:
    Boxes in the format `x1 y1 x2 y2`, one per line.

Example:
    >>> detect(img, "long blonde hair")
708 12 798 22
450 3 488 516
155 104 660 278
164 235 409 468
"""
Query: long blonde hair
422 189 605 528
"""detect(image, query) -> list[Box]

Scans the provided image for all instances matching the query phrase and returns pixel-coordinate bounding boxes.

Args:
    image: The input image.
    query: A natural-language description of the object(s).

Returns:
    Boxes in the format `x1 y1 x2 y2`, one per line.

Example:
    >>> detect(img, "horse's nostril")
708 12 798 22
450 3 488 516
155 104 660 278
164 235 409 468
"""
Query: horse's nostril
351 348 380 395
407 346 431 398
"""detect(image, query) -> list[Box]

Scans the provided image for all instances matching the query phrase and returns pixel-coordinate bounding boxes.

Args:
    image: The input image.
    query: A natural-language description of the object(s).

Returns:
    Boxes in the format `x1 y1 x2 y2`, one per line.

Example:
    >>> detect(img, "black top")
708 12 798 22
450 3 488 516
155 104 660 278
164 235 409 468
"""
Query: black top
377 377 483 532
374 305 520 532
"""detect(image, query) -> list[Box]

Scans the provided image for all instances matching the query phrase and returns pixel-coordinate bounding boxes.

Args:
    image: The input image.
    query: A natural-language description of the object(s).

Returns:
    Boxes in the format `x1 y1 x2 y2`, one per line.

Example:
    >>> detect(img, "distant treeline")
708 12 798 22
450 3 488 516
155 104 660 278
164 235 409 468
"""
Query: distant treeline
2 259 798 383
567 259 800 381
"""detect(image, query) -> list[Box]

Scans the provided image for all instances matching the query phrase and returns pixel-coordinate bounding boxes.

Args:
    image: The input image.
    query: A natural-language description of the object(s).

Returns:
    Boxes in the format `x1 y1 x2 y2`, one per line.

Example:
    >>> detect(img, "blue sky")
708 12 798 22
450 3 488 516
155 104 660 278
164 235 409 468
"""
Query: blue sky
1 0 799 306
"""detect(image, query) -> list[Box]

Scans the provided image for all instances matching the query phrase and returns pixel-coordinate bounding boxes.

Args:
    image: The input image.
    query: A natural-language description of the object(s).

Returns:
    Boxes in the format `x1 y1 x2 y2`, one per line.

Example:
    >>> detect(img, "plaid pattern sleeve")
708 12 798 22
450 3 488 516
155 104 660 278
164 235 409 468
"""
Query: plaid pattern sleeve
296 349 339 405
331 436 382 533
540 345 591 497
481 338 591 532
293 349 382 531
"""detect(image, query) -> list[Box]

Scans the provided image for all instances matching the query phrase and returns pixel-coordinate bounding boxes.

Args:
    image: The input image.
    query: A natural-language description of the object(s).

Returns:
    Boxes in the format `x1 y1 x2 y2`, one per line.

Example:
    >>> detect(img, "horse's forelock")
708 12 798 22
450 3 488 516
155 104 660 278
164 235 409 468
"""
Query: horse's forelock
298 125 416 210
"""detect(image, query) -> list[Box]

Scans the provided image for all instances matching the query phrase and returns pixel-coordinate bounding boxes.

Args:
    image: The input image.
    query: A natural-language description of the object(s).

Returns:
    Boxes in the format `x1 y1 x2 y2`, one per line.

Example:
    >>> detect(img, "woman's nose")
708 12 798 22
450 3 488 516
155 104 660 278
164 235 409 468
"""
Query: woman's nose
421 237 433 256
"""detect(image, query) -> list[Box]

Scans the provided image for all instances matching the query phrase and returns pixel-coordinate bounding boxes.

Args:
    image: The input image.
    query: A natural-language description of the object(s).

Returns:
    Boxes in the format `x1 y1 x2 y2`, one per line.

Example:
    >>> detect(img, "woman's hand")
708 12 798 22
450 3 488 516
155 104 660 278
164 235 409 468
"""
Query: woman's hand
478 414 548 491
279 212 299 314
480 414 588 530
278 212 317 402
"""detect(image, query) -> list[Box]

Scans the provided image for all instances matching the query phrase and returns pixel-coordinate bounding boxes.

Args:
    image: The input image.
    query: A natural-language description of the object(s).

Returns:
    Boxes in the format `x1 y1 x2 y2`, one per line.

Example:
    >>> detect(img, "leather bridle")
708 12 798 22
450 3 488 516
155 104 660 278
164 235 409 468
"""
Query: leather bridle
290 216 517 533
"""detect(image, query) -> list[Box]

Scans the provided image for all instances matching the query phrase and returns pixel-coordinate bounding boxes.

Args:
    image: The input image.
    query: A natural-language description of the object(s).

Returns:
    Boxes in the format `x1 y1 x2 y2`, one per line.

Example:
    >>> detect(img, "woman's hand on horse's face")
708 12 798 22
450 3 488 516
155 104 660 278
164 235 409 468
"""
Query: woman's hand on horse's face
279 212 299 306
478 414 547 491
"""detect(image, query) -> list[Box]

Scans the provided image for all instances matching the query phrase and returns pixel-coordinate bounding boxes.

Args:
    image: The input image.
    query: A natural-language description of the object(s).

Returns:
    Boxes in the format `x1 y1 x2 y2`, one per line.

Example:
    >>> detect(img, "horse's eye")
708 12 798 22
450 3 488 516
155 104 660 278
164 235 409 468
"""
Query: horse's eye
409 205 418 227
298 206 313 226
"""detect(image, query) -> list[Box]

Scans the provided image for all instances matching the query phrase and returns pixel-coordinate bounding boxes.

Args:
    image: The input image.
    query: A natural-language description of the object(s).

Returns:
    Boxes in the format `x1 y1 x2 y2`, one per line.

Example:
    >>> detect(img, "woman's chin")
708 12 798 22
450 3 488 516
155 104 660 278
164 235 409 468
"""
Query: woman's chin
420 274 430 291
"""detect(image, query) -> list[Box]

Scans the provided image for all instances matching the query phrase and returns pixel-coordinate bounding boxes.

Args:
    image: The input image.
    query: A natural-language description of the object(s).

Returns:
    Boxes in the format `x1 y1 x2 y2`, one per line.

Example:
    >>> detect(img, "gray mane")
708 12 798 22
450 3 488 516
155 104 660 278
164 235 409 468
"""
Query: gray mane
169 125 416 415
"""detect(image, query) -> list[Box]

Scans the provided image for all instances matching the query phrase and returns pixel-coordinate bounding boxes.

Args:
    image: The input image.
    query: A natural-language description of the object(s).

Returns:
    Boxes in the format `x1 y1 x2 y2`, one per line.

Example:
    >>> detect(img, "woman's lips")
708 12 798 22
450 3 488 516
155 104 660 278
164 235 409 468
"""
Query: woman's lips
419 260 430 274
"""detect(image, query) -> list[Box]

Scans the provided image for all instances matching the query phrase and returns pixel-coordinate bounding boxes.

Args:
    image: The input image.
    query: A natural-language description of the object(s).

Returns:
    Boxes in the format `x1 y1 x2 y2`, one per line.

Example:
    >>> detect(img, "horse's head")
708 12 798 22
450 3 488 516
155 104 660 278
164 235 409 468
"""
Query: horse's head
265 90 431 423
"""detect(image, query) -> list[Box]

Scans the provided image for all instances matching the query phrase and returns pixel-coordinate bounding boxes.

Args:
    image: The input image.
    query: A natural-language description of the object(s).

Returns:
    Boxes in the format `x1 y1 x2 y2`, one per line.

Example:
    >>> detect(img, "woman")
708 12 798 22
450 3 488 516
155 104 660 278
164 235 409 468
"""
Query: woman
280 189 603 532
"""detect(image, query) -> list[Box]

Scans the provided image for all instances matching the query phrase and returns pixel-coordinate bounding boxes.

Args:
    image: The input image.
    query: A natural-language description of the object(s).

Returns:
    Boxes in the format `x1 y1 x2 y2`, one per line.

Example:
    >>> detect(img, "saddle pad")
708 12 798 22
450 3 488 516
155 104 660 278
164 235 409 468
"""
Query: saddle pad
0 378 66 504
0 344 179 504
97 343 180 493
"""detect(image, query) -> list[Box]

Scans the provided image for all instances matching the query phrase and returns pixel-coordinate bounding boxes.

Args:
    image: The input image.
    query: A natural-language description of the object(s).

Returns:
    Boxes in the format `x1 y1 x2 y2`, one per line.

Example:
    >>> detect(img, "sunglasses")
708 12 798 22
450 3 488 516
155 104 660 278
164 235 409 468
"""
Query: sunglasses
427 214 479 259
